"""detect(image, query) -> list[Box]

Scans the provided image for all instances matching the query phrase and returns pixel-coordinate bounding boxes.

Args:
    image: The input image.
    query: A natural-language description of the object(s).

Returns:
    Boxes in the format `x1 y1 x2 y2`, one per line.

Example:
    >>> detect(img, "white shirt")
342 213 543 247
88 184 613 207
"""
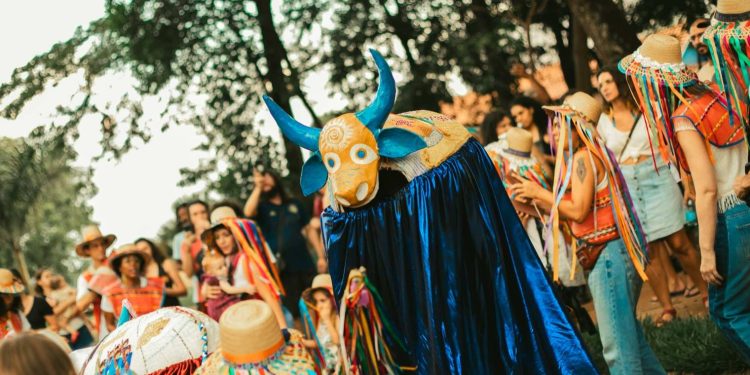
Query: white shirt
597 114 653 163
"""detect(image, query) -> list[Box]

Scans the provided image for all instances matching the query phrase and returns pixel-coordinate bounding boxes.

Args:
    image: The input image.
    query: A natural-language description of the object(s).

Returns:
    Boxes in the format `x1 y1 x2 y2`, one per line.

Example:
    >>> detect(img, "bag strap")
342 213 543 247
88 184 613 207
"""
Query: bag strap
617 113 642 162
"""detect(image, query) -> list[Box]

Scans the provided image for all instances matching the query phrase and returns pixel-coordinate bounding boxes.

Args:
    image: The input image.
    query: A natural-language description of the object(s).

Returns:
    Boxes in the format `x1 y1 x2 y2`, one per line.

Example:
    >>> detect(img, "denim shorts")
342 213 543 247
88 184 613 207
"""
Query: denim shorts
620 161 685 242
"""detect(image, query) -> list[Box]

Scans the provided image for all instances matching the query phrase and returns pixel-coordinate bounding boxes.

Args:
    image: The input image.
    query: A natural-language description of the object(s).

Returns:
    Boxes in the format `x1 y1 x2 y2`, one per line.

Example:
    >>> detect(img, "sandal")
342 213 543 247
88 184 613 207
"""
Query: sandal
655 309 677 327
684 286 700 298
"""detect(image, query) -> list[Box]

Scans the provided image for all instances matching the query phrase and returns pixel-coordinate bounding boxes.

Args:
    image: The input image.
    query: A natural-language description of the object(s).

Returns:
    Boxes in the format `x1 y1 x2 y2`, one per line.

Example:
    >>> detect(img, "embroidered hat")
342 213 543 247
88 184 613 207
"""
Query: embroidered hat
195 300 317 374
0 269 24 295
79 307 220 375
75 225 117 257
618 34 699 87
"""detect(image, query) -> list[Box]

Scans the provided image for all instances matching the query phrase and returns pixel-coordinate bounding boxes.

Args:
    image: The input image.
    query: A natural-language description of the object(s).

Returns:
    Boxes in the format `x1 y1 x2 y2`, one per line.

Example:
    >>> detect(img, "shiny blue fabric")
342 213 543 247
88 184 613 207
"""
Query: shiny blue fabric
322 139 598 374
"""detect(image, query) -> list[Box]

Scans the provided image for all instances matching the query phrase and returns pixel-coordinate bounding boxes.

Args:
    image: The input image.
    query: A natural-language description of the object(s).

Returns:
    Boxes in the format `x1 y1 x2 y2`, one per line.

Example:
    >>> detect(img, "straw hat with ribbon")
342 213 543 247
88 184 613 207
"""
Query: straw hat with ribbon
618 34 699 87
195 300 316 374
303 274 333 300
0 269 25 295
704 0 750 125
75 225 117 257
542 92 603 130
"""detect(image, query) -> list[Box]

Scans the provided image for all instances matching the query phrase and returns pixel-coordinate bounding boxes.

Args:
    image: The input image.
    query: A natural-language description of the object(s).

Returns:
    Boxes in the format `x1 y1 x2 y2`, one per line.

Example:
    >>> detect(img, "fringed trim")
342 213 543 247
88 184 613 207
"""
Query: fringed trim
381 152 429 181
719 192 744 213
704 21 750 128
148 358 203 375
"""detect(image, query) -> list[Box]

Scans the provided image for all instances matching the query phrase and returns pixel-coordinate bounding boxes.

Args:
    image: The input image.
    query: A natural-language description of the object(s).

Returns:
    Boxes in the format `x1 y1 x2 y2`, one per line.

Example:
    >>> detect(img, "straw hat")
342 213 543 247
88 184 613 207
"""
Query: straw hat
80 307 220 375
704 0 750 48
0 269 24 295
504 127 534 157
200 206 238 247
302 273 334 302
107 244 150 273
75 225 117 257
195 300 316 374
543 92 603 128
618 34 698 86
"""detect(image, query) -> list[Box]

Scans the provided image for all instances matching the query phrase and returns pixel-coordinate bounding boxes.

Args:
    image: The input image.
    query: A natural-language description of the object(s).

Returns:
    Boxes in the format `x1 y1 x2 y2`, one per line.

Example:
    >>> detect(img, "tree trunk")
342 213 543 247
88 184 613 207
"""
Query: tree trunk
571 16 592 92
254 0 304 183
550 19 576 89
565 0 639 65
10 239 30 288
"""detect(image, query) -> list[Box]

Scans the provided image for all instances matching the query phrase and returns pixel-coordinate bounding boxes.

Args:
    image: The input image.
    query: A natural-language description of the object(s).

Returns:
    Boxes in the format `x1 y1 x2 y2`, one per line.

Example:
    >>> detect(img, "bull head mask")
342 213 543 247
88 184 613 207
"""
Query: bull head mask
263 50 427 208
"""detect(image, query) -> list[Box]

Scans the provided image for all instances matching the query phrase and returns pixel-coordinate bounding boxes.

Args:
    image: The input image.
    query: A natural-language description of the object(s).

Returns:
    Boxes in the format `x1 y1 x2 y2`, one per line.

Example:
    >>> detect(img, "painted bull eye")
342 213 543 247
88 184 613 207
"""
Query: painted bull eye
350 144 378 165
323 153 341 173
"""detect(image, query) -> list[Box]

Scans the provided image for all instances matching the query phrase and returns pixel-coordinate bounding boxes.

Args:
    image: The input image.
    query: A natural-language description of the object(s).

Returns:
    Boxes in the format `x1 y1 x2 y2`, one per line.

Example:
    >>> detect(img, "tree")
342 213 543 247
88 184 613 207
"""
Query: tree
0 137 95 283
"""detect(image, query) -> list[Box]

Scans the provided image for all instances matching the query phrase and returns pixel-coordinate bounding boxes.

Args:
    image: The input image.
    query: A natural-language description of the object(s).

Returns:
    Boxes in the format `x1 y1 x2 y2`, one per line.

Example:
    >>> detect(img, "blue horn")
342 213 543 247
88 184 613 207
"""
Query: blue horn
355 49 396 133
263 95 320 151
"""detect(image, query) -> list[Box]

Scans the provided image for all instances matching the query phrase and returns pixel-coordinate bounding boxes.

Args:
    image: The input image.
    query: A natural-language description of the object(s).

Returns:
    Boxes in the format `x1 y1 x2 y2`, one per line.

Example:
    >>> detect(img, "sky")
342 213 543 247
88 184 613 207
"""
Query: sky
0 1 470 246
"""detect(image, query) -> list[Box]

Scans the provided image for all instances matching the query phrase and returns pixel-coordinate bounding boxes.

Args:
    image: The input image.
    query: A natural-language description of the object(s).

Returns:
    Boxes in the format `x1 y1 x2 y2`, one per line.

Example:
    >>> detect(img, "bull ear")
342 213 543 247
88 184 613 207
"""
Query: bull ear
300 153 328 196
376 128 427 158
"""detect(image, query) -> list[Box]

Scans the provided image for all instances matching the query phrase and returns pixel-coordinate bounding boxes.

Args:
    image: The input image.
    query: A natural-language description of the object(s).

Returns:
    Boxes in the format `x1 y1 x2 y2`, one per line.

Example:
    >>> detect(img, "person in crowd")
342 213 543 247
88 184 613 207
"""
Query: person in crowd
35 269 93 350
510 96 555 172
620 32 750 363
688 18 714 82
307 189 329 274
0 332 76 375
201 206 288 328
0 269 30 341
170 203 190 261
479 109 513 148
511 63 552 104
179 200 210 272
511 92 664 374
7 269 54 332
596 65 707 325
100 244 164 331
244 168 319 318
73 225 118 341
300 274 341 374
134 238 186 307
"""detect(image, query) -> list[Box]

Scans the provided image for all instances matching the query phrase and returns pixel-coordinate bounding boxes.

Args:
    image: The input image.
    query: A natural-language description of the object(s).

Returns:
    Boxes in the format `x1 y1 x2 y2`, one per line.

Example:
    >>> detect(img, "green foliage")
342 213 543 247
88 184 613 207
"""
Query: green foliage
0 137 95 282
583 317 750 375
627 0 711 31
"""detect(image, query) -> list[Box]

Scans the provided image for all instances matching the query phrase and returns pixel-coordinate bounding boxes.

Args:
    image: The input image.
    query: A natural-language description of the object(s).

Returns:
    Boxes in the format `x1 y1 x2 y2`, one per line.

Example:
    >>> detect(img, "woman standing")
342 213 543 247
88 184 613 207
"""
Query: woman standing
100 245 164 331
134 238 187 307
35 269 93 350
620 33 750 363
511 92 664 374
597 65 707 325
0 269 30 341
200 206 288 329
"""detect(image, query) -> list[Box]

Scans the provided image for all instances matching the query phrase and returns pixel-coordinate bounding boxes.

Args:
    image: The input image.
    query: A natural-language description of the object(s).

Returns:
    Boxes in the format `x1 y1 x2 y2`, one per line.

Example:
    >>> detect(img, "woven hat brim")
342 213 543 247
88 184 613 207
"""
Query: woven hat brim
0 281 25 295
107 248 151 266
197 337 316 373
618 53 698 87
75 234 117 257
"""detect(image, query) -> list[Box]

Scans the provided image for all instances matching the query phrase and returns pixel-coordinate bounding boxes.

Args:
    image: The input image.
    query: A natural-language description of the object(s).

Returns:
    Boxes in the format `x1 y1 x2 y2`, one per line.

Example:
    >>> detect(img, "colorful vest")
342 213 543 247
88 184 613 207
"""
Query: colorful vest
103 278 165 318
672 89 745 172
565 180 619 245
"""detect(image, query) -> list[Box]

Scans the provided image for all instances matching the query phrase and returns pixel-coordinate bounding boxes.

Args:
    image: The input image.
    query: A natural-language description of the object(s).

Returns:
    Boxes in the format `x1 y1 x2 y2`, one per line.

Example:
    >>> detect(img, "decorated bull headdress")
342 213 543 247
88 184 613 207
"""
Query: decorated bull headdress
263 50 428 208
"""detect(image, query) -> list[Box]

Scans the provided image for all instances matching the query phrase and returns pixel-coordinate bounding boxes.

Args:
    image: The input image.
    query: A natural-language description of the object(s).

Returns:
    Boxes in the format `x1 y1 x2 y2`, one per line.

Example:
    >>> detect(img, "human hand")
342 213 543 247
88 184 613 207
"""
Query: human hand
253 169 264 190
317 258 328 274
700 250 723 286
509 175 541 203
205 285 222 299
733 173 750 200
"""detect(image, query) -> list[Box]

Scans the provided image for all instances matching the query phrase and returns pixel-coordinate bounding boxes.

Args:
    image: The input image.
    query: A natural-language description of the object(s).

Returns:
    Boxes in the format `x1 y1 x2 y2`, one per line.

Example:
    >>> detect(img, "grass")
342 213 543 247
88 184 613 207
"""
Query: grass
581 317 749 375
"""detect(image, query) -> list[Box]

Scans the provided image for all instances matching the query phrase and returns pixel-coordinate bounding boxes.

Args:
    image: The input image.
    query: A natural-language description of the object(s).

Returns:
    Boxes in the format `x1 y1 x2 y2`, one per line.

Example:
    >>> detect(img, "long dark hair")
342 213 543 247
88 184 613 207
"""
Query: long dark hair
480 110 510 146
134 238 167 265
510 96 551 151
596 65 637 114
174 202 188 231
34 268 51 297
260 170 289 204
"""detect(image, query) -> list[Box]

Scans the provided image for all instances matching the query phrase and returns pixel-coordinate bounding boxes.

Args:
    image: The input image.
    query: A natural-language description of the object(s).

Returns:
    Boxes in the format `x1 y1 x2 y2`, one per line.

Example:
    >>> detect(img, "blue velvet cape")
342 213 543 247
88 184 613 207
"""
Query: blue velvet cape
322 139 598 374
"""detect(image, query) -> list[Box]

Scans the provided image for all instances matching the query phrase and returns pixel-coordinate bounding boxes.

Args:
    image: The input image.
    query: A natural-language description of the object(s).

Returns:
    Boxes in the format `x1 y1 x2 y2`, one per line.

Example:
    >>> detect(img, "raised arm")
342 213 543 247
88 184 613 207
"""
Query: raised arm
243 170 264 218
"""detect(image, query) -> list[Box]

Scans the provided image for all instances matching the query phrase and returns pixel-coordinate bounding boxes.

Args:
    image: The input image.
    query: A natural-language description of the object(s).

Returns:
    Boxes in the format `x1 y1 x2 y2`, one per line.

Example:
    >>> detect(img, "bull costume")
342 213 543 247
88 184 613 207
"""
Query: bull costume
263 50 597 374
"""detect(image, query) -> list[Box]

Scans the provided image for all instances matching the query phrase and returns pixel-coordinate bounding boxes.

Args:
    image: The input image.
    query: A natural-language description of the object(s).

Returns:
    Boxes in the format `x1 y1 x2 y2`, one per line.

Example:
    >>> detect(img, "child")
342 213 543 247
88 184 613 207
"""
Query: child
300 274 341 374
200 251 256 321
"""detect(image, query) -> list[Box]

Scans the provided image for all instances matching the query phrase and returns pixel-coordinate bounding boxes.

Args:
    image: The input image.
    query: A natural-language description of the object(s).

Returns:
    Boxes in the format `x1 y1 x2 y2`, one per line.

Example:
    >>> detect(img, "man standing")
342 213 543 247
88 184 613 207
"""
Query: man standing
74 225 118 341
688 18 714 82
244 169 320 318
170 203 190 261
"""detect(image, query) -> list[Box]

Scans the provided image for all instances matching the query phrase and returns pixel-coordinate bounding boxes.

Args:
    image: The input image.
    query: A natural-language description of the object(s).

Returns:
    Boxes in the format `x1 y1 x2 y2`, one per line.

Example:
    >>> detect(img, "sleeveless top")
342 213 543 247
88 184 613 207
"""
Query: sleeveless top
565 169 619 245
597 114 653 163
101 278 164 317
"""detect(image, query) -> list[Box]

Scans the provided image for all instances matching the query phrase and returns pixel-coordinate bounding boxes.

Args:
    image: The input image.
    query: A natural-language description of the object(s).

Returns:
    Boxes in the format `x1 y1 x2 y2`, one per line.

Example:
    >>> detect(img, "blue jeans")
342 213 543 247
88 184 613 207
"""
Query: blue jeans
588 239 666 375
710 203 750 363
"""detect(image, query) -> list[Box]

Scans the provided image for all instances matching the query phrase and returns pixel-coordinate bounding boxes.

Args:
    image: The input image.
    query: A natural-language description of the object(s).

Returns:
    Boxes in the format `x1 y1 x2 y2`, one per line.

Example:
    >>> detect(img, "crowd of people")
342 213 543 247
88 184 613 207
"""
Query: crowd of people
0 1 749 374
